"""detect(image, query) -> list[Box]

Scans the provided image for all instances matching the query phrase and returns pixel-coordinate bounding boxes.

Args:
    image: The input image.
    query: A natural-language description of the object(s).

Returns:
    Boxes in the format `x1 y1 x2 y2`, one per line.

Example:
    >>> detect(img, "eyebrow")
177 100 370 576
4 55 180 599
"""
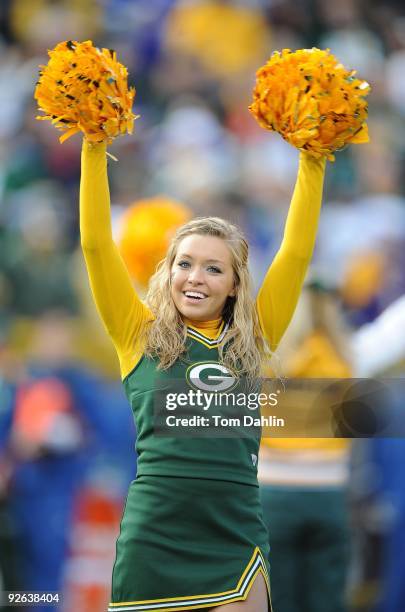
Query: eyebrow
177 253 225 265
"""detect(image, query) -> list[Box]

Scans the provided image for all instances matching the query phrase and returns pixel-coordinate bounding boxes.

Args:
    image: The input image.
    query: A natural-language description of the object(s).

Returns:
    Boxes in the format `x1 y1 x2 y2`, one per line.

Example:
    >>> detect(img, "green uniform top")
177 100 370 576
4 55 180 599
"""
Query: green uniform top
124 320 266 485
80 140 326 483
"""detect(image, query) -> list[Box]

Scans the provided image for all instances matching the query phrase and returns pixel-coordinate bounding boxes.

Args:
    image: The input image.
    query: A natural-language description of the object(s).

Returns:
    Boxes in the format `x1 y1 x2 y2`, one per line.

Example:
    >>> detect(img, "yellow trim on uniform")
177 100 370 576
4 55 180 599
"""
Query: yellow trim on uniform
186 321 228 349
108 547 271 611
185 334 222 349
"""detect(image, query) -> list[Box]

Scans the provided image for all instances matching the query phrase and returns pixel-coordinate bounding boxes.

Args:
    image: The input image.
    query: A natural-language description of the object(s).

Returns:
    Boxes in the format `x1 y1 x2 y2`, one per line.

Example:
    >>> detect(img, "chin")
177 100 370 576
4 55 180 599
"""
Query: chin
173 294 220 321
177 304 212 321
181 307 207 320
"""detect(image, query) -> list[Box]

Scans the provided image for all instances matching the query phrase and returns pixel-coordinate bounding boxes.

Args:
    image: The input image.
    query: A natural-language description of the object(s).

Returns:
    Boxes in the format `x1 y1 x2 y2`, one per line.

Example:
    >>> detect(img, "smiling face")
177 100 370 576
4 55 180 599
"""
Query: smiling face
170 234 236 321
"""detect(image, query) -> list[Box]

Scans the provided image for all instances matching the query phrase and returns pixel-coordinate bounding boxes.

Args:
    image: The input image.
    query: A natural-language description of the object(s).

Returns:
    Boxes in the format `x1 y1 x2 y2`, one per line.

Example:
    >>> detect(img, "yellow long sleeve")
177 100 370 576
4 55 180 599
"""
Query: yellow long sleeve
256 152 326 350
80 139 153 379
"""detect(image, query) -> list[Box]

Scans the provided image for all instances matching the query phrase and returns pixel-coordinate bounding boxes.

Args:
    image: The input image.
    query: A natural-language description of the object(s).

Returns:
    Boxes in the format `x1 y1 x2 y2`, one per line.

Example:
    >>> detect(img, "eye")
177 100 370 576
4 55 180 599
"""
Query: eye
207 266 222 274
178 260 191 269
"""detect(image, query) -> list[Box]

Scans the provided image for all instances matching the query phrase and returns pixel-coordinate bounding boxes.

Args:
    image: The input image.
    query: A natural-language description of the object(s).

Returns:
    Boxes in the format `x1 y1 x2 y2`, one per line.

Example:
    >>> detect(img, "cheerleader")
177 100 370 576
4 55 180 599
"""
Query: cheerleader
80 139 325 612
35 42 369 612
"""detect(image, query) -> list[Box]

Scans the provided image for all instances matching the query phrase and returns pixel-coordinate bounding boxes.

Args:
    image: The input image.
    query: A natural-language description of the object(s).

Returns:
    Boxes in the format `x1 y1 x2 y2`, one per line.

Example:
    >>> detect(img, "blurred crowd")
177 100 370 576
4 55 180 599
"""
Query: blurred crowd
0 0 405 611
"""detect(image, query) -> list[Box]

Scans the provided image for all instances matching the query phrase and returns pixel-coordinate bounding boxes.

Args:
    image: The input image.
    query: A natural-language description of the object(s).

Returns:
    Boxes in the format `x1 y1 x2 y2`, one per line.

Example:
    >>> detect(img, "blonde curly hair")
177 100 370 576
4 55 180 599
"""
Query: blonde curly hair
144 217 270 379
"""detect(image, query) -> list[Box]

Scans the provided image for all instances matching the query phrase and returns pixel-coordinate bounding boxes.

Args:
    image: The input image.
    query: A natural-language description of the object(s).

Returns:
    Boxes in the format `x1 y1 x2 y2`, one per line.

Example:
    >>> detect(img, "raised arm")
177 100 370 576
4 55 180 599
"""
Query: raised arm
256 152 326 351
80 139 153 378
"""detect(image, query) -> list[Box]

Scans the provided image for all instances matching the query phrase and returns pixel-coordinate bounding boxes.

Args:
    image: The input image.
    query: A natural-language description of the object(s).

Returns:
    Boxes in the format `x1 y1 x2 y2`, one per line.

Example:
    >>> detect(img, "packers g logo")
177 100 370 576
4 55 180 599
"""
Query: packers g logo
186 361 237 392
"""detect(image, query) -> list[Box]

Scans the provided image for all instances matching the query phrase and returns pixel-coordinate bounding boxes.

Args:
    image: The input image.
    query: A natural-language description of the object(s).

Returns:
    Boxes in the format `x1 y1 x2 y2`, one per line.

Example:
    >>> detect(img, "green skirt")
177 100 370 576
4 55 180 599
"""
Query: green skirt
109 476 271 611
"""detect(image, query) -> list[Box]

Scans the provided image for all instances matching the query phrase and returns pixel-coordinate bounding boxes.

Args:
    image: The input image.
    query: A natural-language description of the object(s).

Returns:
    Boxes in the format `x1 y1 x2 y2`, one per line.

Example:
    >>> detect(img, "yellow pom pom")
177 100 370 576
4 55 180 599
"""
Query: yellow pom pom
34 40 138 144
249 48 370 161
119 197 192 288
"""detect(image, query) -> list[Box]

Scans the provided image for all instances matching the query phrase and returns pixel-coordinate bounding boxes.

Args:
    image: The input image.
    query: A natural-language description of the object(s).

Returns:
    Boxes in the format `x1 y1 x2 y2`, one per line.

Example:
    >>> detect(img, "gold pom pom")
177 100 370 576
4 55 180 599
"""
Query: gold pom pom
249 48 370 161
119 197 192 288
34 40 138 144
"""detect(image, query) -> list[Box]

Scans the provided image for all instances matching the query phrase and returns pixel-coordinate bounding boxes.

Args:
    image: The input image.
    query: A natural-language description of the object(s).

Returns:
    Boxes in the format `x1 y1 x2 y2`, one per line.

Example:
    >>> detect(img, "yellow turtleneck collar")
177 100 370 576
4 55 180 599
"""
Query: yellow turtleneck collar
183 317 223 340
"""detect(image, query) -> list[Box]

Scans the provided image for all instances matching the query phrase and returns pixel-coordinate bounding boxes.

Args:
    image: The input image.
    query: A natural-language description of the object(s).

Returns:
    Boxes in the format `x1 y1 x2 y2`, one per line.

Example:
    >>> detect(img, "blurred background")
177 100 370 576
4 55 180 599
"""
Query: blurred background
0 0 404 611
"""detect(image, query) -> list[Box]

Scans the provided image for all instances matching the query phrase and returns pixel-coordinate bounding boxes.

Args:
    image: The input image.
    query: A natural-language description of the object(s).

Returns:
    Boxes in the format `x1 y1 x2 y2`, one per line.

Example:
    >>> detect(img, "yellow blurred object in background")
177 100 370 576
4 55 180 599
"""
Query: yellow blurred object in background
10 0 101 48
165 1 269 77
119 197 192 289
341 251 386 308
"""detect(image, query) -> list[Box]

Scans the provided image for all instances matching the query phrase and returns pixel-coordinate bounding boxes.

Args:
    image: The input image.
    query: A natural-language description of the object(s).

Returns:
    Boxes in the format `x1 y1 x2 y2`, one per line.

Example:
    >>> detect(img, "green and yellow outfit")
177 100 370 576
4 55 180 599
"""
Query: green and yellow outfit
80 140 325 611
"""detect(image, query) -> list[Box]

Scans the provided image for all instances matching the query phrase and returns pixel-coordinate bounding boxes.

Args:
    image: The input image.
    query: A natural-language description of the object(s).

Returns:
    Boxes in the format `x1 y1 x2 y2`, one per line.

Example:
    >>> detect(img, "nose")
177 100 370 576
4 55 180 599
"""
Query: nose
187 266 204 285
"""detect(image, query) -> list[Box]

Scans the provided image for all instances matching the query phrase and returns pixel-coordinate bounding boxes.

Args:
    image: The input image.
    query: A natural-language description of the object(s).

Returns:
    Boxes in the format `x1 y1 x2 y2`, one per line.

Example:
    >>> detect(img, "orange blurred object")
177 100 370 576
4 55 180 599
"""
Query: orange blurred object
62 486 123 612
118 196 192 288
14 378 73 444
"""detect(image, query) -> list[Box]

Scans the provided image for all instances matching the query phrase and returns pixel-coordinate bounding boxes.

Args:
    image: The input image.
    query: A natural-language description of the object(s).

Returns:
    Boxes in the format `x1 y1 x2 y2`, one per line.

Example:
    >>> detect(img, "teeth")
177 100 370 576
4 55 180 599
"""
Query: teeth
185 291 206 299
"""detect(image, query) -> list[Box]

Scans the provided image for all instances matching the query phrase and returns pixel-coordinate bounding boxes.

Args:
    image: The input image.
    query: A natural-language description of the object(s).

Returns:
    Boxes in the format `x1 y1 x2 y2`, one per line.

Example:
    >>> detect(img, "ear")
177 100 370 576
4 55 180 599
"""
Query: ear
228 285 236 298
